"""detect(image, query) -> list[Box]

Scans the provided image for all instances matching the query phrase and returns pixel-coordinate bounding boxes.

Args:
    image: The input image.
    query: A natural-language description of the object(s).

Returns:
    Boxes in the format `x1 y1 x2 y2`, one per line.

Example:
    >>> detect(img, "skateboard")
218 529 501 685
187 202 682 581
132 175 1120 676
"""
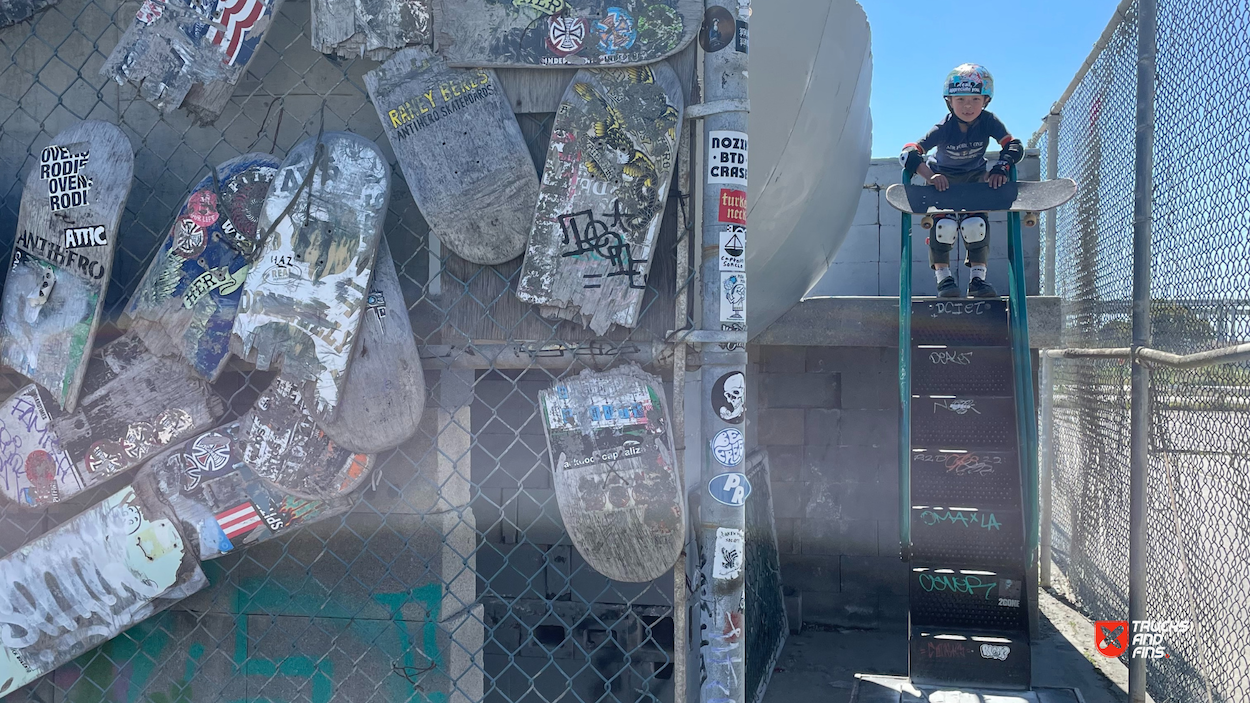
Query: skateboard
230 131 390 422
434 0 699 68
0 477 205 697
100 0 283 124
516 65 684 334
0 331 226 509
365 47 537 265
319 237 425 454
0 120 132 412
0 0 59 28
310 0 430 59
126 153 281 381
142 420 363 560
885 178 1078 228
539 364 683 582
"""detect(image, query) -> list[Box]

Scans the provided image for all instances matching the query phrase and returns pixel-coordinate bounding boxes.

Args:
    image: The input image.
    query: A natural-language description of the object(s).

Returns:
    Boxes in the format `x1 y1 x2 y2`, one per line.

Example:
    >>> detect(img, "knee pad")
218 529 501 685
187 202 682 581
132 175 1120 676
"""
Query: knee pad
934 217 958 245
960 216 987 244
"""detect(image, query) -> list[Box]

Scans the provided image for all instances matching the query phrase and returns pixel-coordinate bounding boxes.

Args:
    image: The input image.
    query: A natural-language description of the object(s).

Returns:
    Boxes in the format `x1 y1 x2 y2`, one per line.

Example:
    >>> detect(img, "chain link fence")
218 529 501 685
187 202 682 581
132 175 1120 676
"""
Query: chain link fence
0 0 700 700
1035 1 1250 701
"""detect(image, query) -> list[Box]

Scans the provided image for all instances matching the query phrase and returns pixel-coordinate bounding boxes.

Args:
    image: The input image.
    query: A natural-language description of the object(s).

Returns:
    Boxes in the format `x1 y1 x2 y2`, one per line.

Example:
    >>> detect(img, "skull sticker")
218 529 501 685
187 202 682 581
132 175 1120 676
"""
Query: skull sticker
711 370 745 424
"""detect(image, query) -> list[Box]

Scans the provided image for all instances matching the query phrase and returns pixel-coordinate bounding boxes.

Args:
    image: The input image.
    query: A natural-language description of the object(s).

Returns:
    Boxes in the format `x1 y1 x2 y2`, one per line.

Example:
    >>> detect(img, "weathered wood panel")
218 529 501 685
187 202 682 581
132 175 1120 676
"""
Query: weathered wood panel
366 47 537 265
0 121 132 412
0 479 205 697
0 384 80 509
434 0 699 68
229 132 390 422
539 364 682 582
311 0 430 59
517 65 684 334
126 153 280 381
141 420 361 560
100 0 284 124
320 238 425 453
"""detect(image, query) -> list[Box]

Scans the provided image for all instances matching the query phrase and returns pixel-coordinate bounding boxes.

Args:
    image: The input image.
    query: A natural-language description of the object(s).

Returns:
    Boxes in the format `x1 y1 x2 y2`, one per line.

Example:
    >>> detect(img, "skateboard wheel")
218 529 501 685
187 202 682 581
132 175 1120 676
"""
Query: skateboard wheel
921 215 933 230
1024 211 1039 228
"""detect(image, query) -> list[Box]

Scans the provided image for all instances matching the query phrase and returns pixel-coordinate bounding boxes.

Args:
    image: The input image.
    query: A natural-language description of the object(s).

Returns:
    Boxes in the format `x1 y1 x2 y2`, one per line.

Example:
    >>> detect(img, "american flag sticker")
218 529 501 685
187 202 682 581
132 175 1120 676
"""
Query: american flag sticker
207 0 266 66
216 502 262 539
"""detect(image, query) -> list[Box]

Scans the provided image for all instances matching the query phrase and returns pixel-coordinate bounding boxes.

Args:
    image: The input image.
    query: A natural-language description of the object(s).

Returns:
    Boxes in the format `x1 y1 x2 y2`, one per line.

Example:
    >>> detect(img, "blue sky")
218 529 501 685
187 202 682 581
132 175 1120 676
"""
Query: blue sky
863 0 1124 157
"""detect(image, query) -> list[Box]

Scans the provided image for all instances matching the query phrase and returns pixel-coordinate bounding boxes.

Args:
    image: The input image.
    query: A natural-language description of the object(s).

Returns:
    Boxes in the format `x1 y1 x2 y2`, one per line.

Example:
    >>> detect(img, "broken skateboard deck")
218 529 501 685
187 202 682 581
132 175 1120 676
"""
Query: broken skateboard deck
310 0 430 59
539 364 683 582
143 420 362 560
126 153 281 381
100 0 283 124
319 237 425 454
0 332 226 509
230 131 390 422
0 478 206 697
0 0 58 28
434 0 699 68
517 65 683 334
365 46 537 265
0 120 132 412
885 178 1078 215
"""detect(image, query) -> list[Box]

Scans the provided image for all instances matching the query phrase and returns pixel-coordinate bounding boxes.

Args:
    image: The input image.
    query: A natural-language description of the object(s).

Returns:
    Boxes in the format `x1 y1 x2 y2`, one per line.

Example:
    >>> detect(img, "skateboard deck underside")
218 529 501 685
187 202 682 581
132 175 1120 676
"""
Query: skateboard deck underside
230 132 390 422
366 46 537 265
517 65 684 334
127 153 280 382
540 365 683 582
0 121 132 413
310 0 431 60
885 178 1078 215
434 0 699 68
0 384 81 508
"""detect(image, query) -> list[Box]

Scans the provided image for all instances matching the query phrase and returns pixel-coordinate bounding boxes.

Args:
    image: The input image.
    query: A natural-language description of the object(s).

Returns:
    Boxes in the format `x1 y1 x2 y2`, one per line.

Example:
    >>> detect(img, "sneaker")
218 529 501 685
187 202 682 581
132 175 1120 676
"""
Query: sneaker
936 276 960 298
967 277 999 298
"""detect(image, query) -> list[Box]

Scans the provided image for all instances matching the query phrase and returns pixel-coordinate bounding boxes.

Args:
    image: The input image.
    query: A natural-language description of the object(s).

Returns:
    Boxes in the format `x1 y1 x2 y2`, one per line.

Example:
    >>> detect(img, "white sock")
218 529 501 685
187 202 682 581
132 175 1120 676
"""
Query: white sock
970 264 987 280
934 267 953 284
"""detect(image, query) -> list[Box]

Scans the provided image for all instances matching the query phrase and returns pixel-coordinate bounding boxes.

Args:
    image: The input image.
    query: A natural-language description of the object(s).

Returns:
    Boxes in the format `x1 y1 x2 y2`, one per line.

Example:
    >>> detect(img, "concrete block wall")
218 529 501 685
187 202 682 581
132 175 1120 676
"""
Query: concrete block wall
807 153 1041 299
748 345 908 630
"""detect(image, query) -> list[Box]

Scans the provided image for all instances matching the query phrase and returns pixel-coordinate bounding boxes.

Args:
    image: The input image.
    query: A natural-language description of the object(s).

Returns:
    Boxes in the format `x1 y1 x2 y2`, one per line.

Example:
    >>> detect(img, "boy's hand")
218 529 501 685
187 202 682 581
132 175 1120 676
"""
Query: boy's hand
987 173 1008 189
928 173 949 191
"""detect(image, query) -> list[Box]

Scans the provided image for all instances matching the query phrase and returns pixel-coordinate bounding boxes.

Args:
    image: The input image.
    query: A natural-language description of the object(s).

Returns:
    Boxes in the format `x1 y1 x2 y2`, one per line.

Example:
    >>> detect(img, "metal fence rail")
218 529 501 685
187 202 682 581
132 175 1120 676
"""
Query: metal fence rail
0 0 699 701
1034 1 1250 701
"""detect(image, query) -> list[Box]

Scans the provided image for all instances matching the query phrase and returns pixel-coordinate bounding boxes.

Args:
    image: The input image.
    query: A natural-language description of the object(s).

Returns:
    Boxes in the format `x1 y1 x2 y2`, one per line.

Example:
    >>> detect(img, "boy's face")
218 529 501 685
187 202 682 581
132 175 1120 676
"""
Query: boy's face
949 94 989 122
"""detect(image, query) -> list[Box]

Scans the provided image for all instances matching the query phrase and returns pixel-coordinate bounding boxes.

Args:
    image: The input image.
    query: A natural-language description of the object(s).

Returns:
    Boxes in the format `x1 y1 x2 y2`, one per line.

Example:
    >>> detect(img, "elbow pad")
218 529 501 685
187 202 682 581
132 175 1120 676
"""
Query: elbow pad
999 138 1025 165
900 143 924 172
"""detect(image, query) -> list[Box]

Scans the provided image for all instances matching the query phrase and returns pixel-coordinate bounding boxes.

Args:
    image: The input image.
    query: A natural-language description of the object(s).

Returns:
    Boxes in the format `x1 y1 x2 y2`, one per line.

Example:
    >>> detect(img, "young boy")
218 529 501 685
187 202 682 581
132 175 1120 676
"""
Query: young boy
899 63 1025 298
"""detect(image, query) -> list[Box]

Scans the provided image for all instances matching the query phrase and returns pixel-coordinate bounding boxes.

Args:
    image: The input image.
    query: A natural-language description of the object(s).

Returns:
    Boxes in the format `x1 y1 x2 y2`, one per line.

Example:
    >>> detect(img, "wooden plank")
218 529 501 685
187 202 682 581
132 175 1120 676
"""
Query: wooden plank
433 0 700 68
495 43 695 113
0 0 57 28
366 47 537 265
310 0 431 60
141 420 362 560
0 121 132 412
539 364 683 582
99 0 284 124
516 65 684 334
126 153 281 382
0 479 205 697
230 131 390 422
320 237 425 453
0 384 81 509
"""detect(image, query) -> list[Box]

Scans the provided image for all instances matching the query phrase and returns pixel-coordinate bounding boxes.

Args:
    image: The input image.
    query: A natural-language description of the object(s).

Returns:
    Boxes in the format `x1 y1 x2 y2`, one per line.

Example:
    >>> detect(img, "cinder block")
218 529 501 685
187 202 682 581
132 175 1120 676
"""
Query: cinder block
760 345 807 373
806 347 877 374
803 409 841 447
767 445 803 482
878 518 901 557
840 556 908 596
839 409 894 448
852 187 880 226
757 408 805 445
840 365 889 410
770 481 808 519
778 554 840 592
760 373 840 409
799 518 878 556
802 592 880 629
803 443 882 485
805 260 879 297
877 595 910 632
774 517 799 554
807 480 895 521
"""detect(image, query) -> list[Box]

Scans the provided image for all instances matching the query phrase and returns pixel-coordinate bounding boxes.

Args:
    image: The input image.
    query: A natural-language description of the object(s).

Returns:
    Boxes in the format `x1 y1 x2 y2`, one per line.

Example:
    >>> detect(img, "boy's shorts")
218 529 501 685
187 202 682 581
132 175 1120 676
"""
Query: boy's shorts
929 168 990 268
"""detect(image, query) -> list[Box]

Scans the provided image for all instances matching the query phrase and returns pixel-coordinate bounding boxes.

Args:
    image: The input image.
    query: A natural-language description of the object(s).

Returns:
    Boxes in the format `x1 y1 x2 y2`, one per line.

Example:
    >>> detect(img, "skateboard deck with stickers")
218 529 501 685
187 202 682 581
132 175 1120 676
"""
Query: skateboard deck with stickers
539 364 683 582
100 0 283 123
365 46 537 265
885 179 1078 216
0 477 205 697
517 65 683 334
142 420 363 560
229 131 390 422
319 238 425 454
0 121 132 413
434 0 699 68
310 0 430 59
126 153 281 381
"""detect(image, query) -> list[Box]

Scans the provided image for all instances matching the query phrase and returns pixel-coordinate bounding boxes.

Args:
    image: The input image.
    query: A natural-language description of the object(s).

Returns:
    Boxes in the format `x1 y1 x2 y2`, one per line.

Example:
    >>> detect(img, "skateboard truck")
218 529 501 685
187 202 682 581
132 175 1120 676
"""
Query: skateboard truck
24 269 56 322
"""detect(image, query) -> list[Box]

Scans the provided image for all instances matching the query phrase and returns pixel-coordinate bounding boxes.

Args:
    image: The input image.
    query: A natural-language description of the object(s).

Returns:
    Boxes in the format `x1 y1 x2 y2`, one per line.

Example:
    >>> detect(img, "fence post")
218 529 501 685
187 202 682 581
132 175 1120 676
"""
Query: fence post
698 2 750 703
1039 110 1060 589
1130 0 1158 700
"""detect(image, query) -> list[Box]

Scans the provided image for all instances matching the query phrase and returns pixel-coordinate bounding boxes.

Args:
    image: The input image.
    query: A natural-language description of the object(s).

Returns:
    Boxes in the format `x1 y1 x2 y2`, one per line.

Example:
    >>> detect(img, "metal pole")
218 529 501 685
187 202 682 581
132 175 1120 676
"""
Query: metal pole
1039 111 1060 588
698 2 749 703
672 113 694 703
898 179 913 561
1129 1 1157 700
